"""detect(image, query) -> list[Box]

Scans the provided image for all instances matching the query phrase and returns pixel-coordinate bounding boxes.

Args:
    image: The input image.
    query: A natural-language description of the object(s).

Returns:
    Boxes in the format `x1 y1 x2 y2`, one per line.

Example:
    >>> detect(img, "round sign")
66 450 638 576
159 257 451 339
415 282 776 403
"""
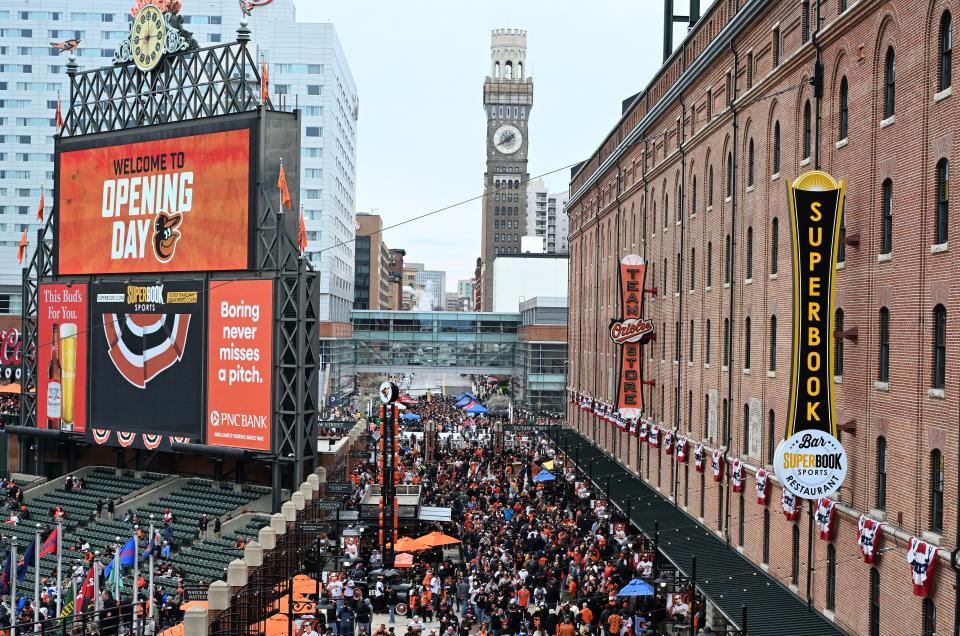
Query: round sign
378 381 399 405
774 429 847 499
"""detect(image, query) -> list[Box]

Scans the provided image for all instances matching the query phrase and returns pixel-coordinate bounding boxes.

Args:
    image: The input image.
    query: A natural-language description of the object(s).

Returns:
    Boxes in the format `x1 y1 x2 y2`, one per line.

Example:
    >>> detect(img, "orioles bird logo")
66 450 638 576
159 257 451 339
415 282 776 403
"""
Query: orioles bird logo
153 212 182 263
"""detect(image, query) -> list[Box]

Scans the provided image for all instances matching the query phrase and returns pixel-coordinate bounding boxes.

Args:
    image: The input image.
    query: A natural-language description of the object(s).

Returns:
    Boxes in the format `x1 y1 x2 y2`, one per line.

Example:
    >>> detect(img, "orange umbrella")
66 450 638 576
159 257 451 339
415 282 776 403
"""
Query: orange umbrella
394 536 428 552
394 552 414 568
415 531 460 548
158 625 184 636
263 613 291 636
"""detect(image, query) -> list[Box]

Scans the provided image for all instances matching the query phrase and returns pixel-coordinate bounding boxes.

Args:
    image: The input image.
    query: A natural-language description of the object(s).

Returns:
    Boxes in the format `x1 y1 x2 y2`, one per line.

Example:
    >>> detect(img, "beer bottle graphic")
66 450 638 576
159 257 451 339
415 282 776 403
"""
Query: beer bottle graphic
47 323 62 430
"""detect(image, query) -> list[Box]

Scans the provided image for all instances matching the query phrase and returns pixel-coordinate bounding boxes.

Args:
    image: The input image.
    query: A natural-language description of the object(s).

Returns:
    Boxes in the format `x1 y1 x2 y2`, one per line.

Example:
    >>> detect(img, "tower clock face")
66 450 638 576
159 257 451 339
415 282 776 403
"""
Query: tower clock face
131 5 166 72
493 124 522 155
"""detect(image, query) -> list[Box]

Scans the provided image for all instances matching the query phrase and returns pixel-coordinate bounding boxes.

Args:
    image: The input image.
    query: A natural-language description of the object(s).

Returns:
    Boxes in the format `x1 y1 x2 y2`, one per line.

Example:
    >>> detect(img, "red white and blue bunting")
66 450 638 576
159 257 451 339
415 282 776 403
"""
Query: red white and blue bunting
649 424 660 448
694 442 705 472
663 428 674 455
907 537 939 597
676 435 688 462
782 489 800 522
816 498 836 540
731 459 744 492
711 448 724 482
755 468 769 505
857 515 883 564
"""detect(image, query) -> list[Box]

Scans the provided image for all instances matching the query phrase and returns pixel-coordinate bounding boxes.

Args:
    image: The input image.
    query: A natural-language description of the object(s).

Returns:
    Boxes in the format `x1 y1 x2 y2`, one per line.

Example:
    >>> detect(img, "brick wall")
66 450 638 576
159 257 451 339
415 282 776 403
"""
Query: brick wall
566 1 959 634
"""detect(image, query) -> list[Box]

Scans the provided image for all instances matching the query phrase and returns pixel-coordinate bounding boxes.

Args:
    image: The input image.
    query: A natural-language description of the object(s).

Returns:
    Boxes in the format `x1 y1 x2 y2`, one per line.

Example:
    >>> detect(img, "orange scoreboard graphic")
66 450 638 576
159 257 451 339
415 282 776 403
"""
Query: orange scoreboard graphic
57 128 251 275
206 279 273 451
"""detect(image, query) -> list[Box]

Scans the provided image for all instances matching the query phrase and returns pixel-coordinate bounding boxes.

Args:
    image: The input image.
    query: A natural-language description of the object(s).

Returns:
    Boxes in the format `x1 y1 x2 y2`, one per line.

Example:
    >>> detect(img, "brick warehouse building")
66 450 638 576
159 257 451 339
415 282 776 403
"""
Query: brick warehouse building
565 0 958 634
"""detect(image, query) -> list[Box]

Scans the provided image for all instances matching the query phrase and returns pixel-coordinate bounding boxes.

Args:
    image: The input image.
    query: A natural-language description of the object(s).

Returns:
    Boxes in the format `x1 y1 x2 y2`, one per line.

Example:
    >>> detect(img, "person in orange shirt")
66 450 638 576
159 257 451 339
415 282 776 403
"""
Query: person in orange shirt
580 605 594 628
516 586 530 607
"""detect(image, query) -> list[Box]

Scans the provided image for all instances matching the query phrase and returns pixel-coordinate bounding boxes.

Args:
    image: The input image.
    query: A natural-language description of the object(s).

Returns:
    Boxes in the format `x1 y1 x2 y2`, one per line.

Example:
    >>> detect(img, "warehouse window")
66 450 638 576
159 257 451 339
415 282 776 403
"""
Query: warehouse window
826 544 837 611
705 320 712 364
707 241 713 287
690 248 696 290
762 509 771 563
723 318 731 367
725 234 732 284
878 307 890 382
675 320 681 363
791 525 800 584
726 152 733 198
876 436 888 510
767 410 776 462
802 100 812 159
746 226 754 279
772 121 781 174
742 404 750 456
881 179 893 254
931 449 945 532
932 304 946 389
771 217 779 274
708 165 715 205
744 316 751 370
690 320 695 362
769 315 777 372
940 11 953 91
773 26 781 67
691 176 698 216
923 599 937 636
839 77 849 141
935 159 949 245
747 138 755 186
884 47 896 119
869 568 881 636
801 0 810 43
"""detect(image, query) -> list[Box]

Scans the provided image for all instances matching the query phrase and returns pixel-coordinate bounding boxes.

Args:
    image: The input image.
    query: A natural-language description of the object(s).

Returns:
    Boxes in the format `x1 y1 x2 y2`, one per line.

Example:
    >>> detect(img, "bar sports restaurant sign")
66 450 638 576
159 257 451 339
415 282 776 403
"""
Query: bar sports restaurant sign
774 171 848 499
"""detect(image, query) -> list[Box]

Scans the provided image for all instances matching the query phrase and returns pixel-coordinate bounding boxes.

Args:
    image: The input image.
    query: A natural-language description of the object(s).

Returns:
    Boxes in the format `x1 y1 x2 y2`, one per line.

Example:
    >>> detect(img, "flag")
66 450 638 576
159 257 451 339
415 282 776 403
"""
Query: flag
39 526 58 560
106 560 124 591
36 190 45 222
17 230 27 265
55 92 63 130
260 59 269 102
16 538 35 583
141 530 160 560
103 537 136 580
75 566 95 613
277 162 292 210
16 596 27 615
298 204 307 253
0 552 11 595
59 584 74 618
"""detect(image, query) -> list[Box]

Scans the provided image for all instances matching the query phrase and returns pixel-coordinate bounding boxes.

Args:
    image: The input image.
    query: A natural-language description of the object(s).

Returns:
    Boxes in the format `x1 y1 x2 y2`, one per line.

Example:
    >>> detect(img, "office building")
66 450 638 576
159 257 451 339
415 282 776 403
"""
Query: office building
515 296 567 414
415 269 447 311
387 248 406 310
354 213 392 310
525 179 569 254
457 278 475 311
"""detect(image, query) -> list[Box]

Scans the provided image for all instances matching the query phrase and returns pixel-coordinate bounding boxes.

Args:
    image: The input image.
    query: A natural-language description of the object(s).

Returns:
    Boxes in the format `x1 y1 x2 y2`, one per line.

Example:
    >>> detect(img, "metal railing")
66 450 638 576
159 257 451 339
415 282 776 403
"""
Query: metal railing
1 600 148 636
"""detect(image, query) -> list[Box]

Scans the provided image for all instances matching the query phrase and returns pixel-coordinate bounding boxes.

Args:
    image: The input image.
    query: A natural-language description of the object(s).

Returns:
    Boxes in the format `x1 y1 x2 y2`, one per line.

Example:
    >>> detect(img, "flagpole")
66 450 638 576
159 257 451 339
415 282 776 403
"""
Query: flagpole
113 538 120 601
55 523 62 620
70 567 76 618
148 517 155 631
93 554 100 613
10 537 17 636
33 525 39 634
131 530 138 630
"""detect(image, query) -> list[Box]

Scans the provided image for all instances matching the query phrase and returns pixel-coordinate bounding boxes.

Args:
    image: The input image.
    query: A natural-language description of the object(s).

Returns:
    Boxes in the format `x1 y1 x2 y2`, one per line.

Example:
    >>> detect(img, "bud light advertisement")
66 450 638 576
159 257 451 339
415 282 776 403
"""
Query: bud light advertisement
90 280 203 435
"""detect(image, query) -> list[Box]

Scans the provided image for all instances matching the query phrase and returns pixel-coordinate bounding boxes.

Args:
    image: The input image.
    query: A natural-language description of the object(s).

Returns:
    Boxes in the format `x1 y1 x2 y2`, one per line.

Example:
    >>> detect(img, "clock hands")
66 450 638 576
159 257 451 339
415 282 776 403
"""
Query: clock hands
499 131 516 148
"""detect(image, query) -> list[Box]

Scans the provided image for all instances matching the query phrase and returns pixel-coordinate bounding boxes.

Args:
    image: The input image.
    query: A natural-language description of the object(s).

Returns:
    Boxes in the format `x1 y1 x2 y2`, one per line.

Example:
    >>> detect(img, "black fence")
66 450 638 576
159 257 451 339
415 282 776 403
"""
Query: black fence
1 600 148 636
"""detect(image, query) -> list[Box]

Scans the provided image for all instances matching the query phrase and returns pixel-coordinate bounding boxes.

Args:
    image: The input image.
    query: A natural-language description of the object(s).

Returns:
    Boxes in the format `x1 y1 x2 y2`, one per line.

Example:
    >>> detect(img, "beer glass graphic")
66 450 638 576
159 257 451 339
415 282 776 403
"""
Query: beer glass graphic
59 323 77 431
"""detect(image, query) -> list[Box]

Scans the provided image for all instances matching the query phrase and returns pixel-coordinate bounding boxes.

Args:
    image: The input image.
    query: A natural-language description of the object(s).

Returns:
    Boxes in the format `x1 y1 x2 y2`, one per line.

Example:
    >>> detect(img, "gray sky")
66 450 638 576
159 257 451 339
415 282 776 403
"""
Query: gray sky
296 1 680 292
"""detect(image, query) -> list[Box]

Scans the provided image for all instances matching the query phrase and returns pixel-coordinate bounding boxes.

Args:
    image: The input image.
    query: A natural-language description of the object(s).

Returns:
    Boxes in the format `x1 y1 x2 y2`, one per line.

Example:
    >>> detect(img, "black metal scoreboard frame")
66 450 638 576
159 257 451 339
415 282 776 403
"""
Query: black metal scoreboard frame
17 18 320 495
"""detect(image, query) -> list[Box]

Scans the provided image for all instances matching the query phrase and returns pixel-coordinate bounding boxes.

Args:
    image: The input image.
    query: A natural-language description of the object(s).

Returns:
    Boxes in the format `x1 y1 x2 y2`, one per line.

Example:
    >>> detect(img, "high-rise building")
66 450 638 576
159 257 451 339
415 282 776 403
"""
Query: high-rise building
0 0 357 326
387 248 406 310
479 28 533 310
525 179 569 254
415 269 446 311
354 213 391 310
457 279 475 311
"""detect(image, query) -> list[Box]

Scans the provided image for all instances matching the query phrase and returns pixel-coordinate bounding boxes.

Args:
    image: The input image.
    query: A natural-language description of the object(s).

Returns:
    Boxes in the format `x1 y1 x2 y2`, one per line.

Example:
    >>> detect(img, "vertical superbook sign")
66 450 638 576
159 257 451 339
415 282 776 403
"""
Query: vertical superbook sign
775 171 848 499
609 255 654 419
38 284 88 432
57 128 251 274
207 280 273 451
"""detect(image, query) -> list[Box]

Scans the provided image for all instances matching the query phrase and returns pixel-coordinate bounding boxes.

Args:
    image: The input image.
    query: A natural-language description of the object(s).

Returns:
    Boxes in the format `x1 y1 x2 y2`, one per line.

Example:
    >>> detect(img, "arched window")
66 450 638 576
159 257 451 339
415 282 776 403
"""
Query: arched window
663 258 668 295
881 179 893 254
706 241 713 287
933 304 946 389
494 61 500 78
931 449 945 532
769 315 777 372
675 320 681 363
705 319 712 364
726 151 734 197
772 121 781 174
876 436 888 510
923 598 937 636
747 138 755 187
689 248 696 290
689 320 696 362
791 525 801 584
936 159 949 245
826 544 837 611
767 409 776 462
746 226 754 279
742 403 750 456
869 568 881 636
839 76 849 140
771 217 779 274
691 176 698 216
676 252 681 292
941 12 953 92
737 491 745 545
517 61 523 80
878 307 890 382
708 165 715 205
801 0 810 42
725 234 732 284
662 322 666 359
802 100 812 159
744 316 752 370
723 318 731 367
505 60 513 79
762 508 771 563
884 47 896 119
835 309 845 376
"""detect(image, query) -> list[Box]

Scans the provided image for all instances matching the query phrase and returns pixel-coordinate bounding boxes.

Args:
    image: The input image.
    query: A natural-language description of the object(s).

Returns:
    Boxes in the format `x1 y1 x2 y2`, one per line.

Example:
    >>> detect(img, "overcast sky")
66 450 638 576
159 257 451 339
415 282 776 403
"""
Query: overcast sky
297 1 693 292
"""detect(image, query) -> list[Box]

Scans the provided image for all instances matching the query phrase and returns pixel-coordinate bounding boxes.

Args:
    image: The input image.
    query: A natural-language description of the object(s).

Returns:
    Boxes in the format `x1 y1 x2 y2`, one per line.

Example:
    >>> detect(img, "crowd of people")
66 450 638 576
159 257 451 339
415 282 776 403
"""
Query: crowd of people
302 396 711 636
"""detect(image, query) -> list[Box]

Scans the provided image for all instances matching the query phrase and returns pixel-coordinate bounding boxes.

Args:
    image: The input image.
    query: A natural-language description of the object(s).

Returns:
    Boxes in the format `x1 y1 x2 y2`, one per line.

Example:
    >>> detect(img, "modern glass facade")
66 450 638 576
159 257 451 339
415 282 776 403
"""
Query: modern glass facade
515 297 567 414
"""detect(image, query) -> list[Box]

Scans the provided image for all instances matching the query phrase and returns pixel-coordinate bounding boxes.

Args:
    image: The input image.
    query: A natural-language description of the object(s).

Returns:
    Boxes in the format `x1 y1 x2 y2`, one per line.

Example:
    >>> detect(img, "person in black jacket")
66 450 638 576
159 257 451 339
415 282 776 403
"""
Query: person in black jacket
101 590 120 636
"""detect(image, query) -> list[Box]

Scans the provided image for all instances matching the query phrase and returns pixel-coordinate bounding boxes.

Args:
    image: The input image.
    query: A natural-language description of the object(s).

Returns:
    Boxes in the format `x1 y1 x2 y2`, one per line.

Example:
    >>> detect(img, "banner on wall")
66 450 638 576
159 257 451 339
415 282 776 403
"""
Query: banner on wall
57 127 251 275
37 284 88 432
774 171 848 500
90 280 203 436
609 254 654 419
206 279 273 451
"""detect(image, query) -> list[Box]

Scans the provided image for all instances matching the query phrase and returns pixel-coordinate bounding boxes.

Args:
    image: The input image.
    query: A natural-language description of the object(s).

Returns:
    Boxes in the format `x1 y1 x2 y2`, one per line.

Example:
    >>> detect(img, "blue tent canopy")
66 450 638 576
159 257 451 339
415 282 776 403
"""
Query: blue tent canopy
532 471 556 482
617 579 655 597
464 403 488 414
454 396 472 408
400 413 421 421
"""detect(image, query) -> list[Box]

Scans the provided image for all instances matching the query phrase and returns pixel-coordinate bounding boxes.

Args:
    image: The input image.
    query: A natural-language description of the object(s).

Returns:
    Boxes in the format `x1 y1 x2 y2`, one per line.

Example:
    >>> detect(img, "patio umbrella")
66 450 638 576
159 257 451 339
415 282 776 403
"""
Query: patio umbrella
541 460 555 470
394 536 427 552
416 531 461 548
394 552 414 568
533 471 556 482
400 413 422 421
617 579 655 597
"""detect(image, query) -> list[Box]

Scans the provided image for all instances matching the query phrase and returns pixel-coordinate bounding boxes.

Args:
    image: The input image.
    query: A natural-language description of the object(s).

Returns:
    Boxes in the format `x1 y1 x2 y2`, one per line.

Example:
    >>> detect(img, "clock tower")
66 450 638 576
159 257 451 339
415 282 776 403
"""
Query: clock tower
479 29 533 310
